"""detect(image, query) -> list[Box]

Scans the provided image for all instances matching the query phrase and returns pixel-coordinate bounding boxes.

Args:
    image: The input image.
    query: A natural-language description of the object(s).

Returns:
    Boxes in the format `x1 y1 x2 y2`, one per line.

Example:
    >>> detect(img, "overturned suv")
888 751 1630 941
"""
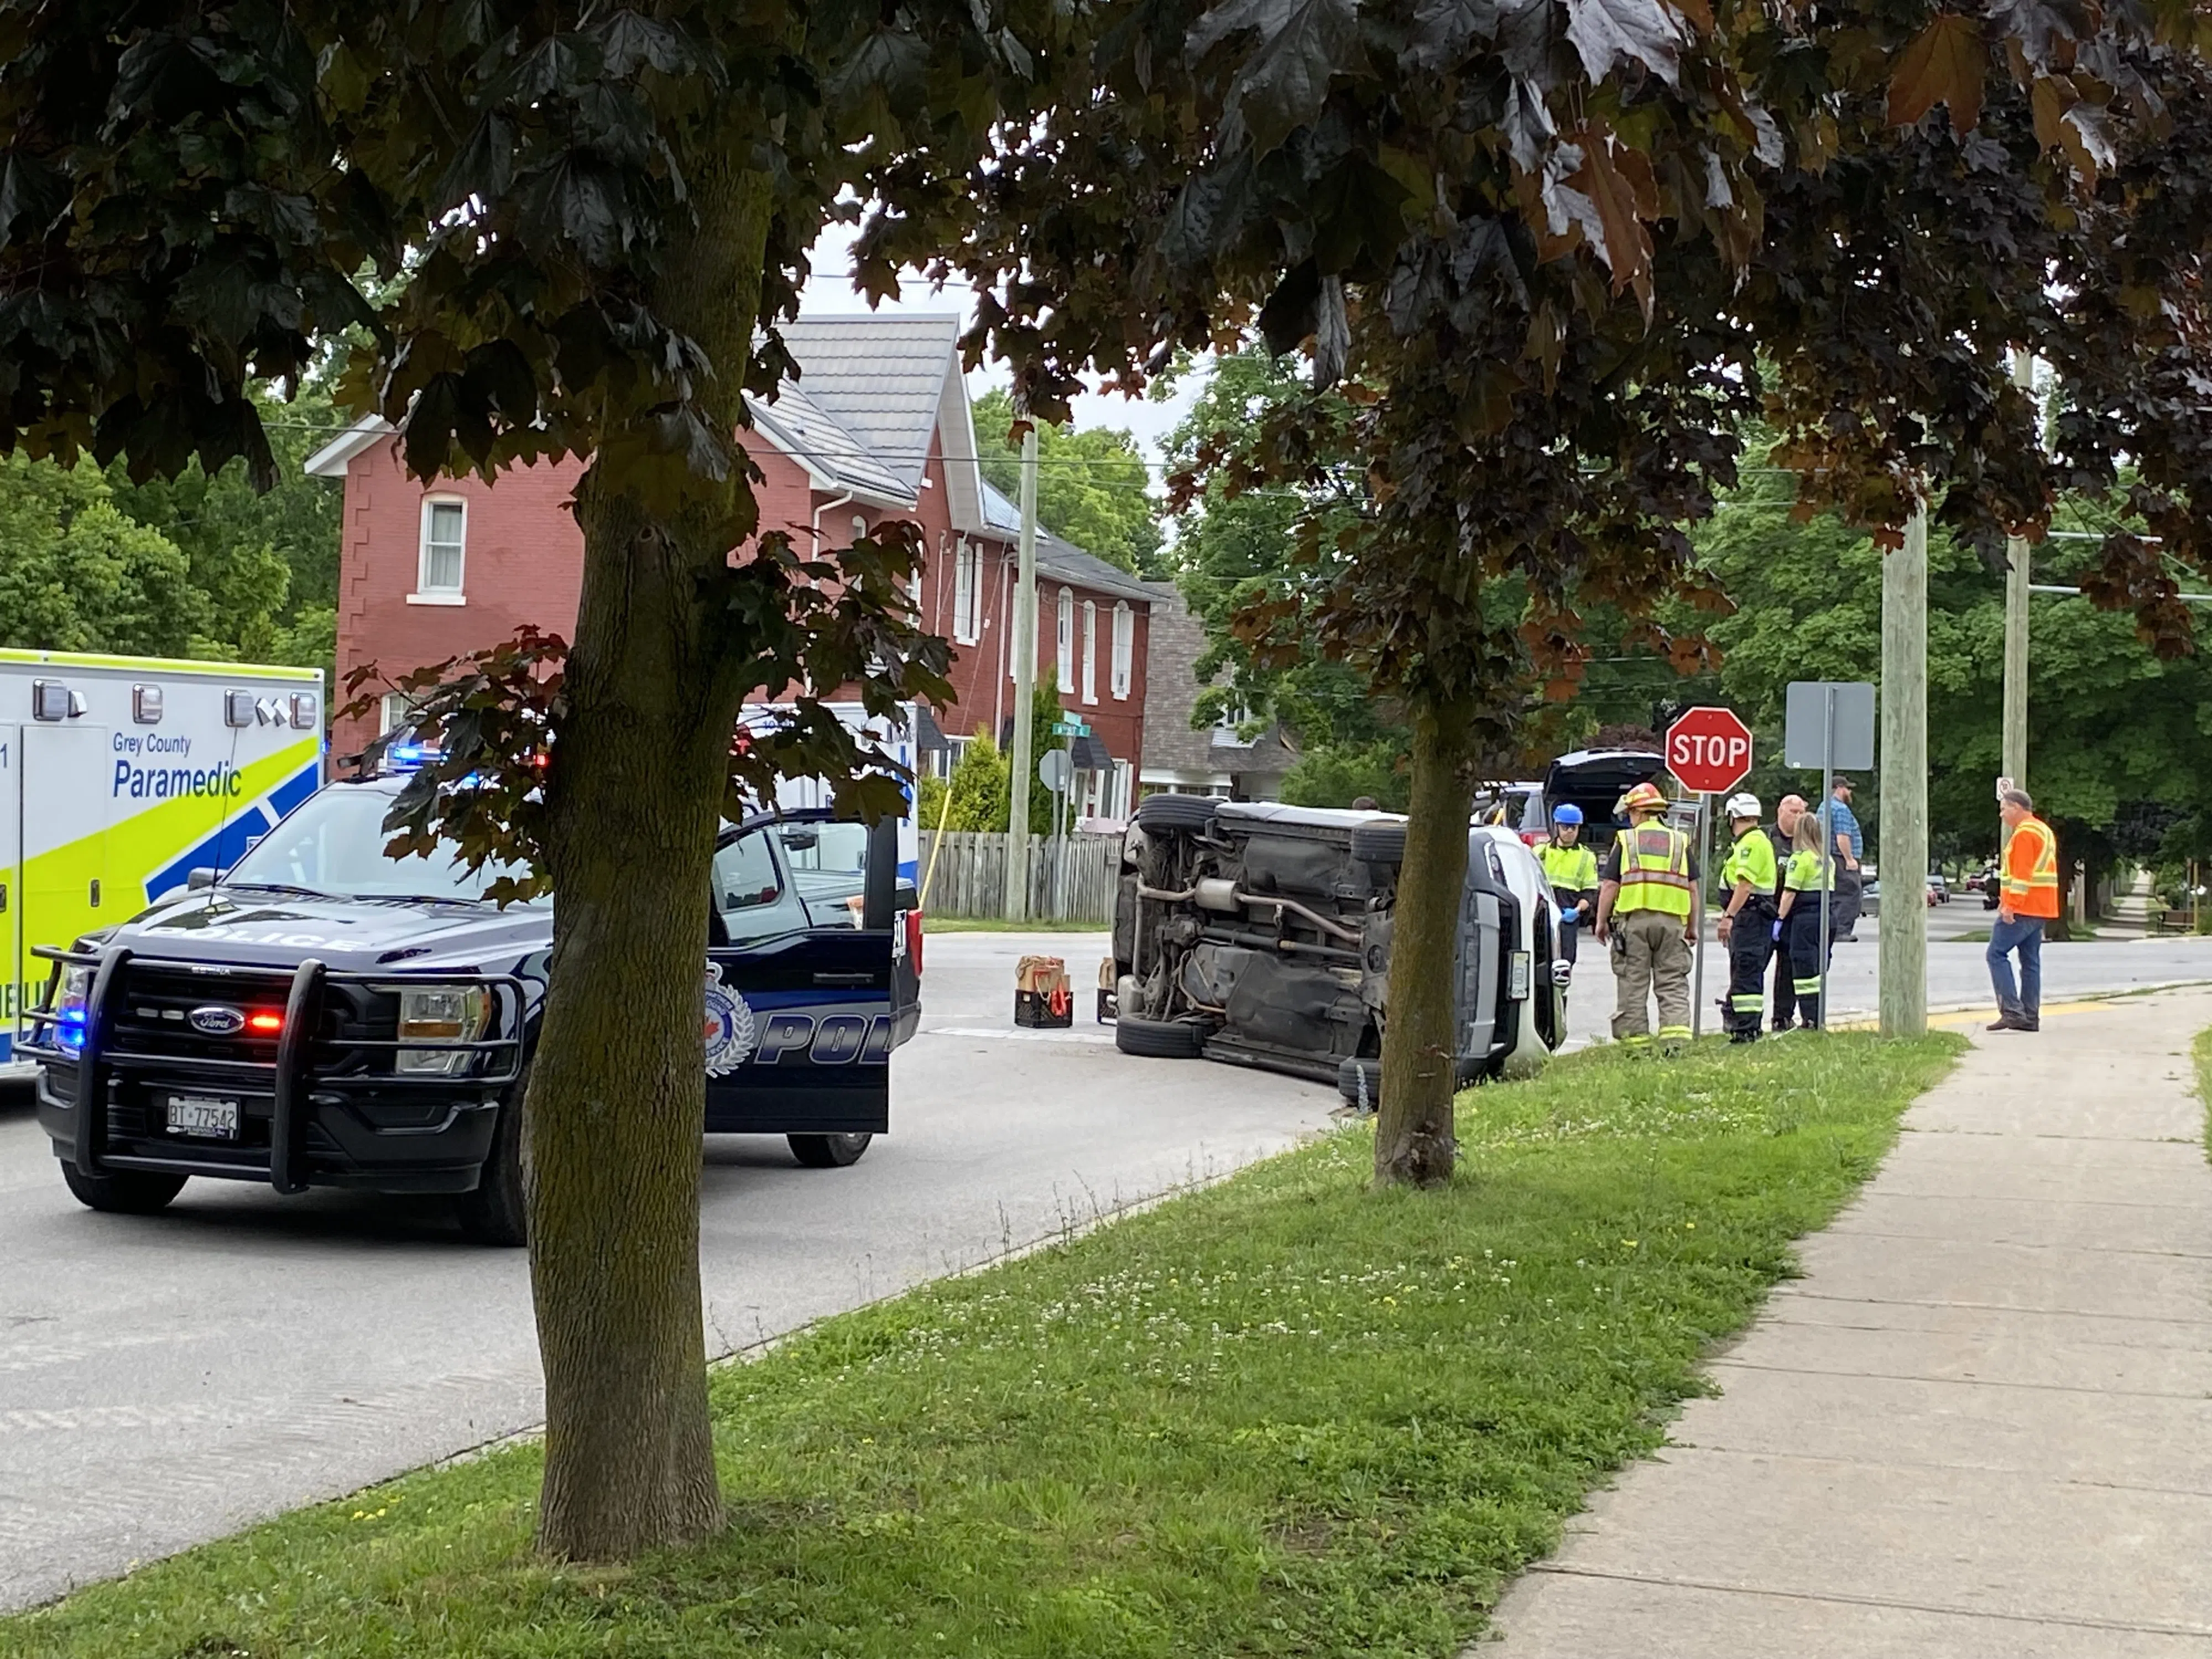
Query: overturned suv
1107 797 1565 1103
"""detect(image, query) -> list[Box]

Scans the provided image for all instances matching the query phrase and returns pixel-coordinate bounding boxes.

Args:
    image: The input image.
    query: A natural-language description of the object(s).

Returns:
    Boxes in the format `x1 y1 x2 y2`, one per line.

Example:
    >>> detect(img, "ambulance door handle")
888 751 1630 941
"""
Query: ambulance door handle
0 881 8 911
88 879 100 908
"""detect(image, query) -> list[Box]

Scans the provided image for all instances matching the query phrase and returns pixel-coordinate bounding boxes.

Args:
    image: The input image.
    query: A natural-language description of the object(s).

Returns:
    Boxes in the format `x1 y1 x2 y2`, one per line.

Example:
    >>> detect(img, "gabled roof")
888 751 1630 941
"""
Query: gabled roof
978 480 1156 604
740 380 911 505
774 315 963 497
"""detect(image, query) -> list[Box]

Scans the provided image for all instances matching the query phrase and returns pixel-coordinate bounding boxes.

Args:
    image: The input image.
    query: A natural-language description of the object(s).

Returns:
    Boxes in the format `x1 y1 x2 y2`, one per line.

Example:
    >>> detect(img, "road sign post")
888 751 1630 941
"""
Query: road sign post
1785 680 1877 1027
1664 708 1754 1040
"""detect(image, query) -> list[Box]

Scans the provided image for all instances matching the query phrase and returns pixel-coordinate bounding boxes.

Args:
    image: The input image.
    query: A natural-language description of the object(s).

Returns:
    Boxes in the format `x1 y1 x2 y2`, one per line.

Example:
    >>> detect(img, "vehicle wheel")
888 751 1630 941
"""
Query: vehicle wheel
59 1162 186 1216
1337 1056 1381 1110
1114 1015 1207 1059
1135 793 1219 832
789 1132 873 1167
455 1081 528 1247
1349 822 1406 867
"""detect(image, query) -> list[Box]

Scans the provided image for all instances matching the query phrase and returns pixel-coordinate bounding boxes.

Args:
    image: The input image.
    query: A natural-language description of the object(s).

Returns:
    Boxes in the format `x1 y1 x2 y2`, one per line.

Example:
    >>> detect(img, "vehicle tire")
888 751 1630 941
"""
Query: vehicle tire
59 1162 186 1216
455 1079 528 1248
789 1132 873 1167
1114 1015 1207 1059
1349 822 1407 867
1337 1056 1381 1110
1135 793 1219 832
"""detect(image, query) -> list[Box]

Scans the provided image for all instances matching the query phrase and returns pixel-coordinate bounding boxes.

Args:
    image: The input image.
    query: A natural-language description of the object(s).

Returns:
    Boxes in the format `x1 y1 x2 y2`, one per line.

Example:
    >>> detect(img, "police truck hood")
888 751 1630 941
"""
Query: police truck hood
99 887 551 973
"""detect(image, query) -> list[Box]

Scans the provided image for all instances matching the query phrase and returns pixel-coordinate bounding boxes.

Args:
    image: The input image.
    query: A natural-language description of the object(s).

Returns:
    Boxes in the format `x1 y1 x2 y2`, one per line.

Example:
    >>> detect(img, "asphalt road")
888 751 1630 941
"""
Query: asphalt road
0 931 1334 1611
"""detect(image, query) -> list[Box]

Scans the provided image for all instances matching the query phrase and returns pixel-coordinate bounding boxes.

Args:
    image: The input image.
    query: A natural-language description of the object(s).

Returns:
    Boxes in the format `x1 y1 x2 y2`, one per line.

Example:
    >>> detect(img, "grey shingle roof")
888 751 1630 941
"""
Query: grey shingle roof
742 380 911 504
776 315 964 495
1139 581 1296 778
977 479 1156 604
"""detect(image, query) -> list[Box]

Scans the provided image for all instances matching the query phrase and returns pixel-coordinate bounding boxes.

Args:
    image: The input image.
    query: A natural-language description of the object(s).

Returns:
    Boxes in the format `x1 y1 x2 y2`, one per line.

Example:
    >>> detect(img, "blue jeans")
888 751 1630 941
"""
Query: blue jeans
1987 916 2044 1024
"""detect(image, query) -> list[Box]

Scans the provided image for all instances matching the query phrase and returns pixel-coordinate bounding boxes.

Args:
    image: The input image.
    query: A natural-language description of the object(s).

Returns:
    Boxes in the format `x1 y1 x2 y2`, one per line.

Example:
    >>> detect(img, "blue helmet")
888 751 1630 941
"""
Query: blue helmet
1553 804 1583 827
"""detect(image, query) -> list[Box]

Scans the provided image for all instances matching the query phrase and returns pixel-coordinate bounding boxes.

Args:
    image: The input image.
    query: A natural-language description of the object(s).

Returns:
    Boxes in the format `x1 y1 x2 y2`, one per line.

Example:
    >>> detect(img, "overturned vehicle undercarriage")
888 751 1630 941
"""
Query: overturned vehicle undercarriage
1107 797 1564 1103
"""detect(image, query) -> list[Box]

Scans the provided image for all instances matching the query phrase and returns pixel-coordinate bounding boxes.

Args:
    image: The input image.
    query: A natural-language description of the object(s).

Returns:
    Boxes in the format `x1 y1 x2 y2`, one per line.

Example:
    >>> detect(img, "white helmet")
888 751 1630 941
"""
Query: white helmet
1723 791 1762 821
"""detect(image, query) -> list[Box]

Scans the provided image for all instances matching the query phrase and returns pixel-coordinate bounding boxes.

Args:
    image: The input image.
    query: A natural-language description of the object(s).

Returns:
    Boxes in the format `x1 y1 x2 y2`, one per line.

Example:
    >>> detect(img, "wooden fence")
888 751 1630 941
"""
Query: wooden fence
918 830 1123 924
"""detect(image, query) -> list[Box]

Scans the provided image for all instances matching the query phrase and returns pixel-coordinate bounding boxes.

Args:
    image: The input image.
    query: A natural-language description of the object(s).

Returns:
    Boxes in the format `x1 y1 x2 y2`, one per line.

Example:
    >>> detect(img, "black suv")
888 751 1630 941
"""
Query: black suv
24 776 920 1244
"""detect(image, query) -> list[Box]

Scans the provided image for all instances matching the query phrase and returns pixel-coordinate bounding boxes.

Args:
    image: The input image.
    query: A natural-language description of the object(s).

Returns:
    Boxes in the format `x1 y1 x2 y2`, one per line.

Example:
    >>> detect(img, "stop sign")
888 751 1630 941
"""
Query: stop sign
1663 706 1755 795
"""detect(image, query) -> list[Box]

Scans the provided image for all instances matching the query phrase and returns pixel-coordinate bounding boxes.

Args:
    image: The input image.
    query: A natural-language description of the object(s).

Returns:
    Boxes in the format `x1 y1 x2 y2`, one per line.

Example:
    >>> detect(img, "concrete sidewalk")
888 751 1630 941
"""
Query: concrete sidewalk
1483 988 2212 1656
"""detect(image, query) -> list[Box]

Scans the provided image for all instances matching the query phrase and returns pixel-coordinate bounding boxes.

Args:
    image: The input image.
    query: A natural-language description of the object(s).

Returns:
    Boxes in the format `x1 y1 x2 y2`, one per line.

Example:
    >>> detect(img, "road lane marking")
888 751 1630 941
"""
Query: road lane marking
924 1025 1116 1046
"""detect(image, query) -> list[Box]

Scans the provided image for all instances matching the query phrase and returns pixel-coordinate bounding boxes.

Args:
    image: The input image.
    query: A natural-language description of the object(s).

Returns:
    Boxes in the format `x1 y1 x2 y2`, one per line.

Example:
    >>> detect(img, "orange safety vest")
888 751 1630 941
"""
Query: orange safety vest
2003 813 2060 919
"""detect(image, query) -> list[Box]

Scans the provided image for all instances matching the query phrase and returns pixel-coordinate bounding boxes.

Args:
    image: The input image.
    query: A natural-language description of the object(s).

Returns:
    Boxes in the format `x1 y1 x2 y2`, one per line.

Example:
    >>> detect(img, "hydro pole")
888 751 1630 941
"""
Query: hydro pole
1005 421 1041 921
1879 504 1929 1036
2002 348 2033 800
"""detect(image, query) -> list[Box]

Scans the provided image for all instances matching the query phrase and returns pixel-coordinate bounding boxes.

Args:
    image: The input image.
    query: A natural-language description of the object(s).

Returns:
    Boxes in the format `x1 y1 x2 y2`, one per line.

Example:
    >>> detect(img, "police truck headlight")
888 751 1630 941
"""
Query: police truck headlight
397 986 491 1076
53 966 92 1053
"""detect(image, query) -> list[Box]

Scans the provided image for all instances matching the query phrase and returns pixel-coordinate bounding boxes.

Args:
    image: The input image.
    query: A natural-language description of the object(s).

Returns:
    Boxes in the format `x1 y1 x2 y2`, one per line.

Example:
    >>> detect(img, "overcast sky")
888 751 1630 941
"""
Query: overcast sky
794 222 1203 486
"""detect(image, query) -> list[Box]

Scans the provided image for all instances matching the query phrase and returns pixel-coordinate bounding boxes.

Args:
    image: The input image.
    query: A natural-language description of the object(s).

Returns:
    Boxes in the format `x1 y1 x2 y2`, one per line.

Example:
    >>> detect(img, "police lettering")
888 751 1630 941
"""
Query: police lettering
740 1009 892 1068
111 760 245 801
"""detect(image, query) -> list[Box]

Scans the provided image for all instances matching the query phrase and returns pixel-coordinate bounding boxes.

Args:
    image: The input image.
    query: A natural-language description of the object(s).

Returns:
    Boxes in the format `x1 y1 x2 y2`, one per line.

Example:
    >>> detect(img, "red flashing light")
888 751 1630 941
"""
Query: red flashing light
906 909 924 978
246 1011 284 1034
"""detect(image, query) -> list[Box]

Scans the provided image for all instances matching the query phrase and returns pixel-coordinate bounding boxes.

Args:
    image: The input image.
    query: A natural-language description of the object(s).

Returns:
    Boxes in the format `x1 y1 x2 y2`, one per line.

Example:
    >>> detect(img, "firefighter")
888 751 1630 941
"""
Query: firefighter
1775 807 1834 1028
1594 781 1696 1052
1714 792 1777 1042
1537 804 1600 966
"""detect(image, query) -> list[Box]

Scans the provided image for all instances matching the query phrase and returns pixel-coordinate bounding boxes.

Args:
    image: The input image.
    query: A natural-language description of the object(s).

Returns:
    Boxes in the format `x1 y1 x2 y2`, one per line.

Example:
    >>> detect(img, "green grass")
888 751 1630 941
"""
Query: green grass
2194 1025 2212 1158
922 915 1107 933
6 1032 1960 1659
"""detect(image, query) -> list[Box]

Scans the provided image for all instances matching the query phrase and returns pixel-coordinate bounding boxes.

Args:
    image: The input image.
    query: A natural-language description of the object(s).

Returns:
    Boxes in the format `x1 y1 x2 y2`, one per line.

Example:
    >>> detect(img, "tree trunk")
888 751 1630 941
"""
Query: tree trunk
526 145 774 1561
1374 701 1476 1187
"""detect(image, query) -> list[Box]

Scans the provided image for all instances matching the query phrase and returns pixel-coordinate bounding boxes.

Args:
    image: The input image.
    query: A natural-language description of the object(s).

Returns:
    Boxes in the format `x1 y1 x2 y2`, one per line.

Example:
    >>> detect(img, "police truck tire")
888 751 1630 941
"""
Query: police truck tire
59 1162 186 1215
789 1132 873 1167
1114 1015 1207 1059
1135 793 1219 832
1349 823 1407 867
455 1077 528 1247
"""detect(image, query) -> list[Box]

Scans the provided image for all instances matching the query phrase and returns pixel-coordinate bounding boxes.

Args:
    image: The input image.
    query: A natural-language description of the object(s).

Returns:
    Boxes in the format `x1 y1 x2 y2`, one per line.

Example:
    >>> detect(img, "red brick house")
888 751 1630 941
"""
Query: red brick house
306 315 1156 820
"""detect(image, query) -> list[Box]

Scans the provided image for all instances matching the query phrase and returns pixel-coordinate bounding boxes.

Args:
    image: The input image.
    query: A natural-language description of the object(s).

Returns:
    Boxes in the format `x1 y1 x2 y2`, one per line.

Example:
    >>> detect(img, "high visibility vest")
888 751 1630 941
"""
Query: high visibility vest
1720 827 1777 899
2004 814 2060 919
1614 820 1694 919
1785 847 1833 893
1538 841 1598 894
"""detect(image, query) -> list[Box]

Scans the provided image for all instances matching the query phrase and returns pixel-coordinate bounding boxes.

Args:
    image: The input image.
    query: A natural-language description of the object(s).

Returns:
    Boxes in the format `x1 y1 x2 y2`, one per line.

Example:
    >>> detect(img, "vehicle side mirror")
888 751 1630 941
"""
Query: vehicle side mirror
186 868 217 890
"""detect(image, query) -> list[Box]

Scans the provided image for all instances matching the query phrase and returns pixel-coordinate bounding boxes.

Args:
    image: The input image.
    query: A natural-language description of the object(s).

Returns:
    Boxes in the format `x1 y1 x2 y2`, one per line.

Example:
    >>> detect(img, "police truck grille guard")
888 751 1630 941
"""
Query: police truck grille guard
21 944 525 1196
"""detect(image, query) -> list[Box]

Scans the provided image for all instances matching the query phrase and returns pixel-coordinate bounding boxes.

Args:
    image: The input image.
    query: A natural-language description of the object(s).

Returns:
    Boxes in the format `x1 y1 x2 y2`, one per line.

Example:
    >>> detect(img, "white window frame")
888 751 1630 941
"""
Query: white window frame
413 496 467 604
953 540 982 645
1111 601 1134 700
1081 600 1098 704
1056 587 1074 695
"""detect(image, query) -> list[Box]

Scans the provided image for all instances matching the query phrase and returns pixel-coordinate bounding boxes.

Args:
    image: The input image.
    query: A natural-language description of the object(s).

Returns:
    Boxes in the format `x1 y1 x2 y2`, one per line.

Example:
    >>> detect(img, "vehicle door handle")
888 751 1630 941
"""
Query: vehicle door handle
812 972 876 987
88 879 100 907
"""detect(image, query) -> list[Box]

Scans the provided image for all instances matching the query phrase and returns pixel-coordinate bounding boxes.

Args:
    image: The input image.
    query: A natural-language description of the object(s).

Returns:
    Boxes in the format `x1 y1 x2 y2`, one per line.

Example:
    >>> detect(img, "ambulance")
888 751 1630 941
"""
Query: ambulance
0 649 325 1065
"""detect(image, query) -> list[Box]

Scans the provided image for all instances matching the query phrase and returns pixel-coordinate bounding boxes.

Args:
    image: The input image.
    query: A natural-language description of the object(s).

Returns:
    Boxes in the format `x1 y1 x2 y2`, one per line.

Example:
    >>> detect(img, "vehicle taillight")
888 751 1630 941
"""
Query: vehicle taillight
905 909 924 977
1520 830 1542 846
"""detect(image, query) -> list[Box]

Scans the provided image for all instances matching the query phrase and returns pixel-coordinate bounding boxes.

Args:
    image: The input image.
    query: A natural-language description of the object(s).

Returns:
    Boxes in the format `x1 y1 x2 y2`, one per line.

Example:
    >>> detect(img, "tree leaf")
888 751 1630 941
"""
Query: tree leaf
1563 0 1684 87
1189 0 1364 154
1563 130 1657 315
1887 13 1986 133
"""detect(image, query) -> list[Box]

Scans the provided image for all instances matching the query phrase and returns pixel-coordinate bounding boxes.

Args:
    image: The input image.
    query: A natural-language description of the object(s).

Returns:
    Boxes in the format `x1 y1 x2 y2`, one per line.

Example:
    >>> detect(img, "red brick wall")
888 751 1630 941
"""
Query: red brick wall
332 427 1149 789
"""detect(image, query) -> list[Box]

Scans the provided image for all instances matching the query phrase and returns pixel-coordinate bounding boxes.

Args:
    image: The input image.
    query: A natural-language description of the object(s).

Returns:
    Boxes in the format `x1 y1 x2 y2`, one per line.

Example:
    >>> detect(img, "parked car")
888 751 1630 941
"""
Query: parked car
1105 797 1565 1105
24 774 921 1244
1927 873 1950 904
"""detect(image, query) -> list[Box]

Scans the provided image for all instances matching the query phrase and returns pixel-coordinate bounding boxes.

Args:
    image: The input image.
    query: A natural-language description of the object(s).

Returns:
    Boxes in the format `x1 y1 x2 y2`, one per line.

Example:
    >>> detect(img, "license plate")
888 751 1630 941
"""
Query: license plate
1507 950 1532 999
165 1094 239 1140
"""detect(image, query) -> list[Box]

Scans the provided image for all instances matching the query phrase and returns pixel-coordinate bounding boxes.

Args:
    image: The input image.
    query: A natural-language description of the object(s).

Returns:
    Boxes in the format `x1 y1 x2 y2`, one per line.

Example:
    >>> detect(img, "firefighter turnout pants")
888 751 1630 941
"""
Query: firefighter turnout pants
1725 905 1774 1041
1610 909 1692 1049
1785 904 1829 1028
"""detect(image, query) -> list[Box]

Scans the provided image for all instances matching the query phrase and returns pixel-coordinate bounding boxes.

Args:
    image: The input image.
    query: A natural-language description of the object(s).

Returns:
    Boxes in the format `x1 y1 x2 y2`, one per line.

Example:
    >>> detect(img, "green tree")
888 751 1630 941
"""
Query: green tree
970 388 1164 575
937 732 1011 832
0 456 208 655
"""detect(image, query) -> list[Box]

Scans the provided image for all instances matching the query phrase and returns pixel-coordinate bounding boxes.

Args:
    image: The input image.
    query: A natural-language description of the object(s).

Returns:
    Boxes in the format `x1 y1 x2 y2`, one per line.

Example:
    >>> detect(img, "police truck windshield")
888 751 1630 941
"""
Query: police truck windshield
222 785 533 902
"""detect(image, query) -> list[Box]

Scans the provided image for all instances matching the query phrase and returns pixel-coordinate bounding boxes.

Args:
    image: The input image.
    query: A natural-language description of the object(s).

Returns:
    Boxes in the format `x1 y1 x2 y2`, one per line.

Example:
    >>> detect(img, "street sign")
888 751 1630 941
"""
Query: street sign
1051 718 1091 737
1663 706 1755 795
1037 749 1072 791
1784 681 1875 770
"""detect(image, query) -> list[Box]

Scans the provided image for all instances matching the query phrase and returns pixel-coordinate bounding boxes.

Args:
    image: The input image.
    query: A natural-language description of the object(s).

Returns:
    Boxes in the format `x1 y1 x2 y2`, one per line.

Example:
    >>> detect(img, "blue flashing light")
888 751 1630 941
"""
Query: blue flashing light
55 1009 86 1053
387 743 436 773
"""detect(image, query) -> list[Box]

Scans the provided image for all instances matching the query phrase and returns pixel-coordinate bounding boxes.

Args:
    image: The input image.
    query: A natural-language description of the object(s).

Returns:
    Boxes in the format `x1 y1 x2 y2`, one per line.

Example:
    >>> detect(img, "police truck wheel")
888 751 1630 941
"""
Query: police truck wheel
1114 1015 1207 1059
789 1132 872 1167
455 1078 528 1247
1349 823 1407 868
59 1162 187 1215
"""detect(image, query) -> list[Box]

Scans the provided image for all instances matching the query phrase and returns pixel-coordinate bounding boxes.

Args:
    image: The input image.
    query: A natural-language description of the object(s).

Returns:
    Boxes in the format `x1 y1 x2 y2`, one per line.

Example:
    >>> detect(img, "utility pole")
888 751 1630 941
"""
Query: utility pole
1879 504 1929 1036
2002 348 2033 797
1005 421 1040 921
